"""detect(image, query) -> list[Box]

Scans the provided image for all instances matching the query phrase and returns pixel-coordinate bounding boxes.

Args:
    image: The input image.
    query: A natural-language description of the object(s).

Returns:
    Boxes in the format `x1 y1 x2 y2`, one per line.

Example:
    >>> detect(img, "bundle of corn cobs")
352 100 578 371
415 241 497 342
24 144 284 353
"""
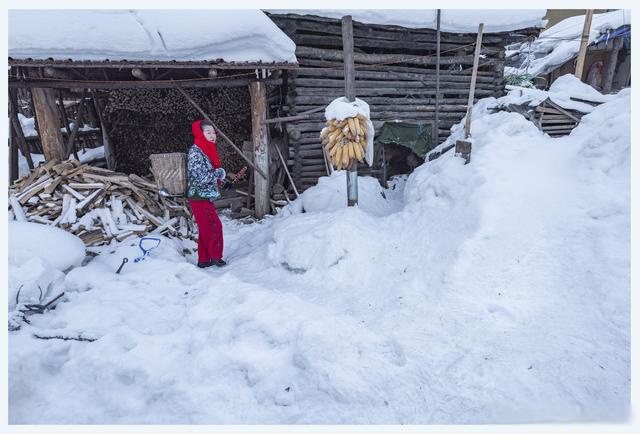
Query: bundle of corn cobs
320 113 369 170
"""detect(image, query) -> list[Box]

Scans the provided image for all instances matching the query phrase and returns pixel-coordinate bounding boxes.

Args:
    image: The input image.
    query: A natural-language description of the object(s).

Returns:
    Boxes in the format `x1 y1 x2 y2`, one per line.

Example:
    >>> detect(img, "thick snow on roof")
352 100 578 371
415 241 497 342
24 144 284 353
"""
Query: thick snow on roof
266 9 546 33
507 9 630 77
9 10 297 64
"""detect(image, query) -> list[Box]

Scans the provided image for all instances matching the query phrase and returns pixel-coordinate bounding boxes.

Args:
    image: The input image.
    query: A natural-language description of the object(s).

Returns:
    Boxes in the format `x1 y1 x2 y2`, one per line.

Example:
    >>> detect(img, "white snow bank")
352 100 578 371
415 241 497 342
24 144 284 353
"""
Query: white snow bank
8 222 86 310
496 74 618 114
267 9 546 32
286 170 403 216
507 9 630 76
9 221 85 271
8 79 629 423
9 10 297 63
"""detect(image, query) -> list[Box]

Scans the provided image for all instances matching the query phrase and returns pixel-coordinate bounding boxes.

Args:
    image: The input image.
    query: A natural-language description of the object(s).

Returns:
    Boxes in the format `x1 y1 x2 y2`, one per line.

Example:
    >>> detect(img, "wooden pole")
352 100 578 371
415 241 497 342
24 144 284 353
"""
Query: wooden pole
434 9 441 147
65 90 87 159
8 89 34 170
249 80 271 218
575 10 594 80
463 23 484 140
172 80 267 180
342 15 358 207
9 121 19 182
90 89 116 170
603 36 623 91
272 140 300 198
31 77 66 161
455 23 484 165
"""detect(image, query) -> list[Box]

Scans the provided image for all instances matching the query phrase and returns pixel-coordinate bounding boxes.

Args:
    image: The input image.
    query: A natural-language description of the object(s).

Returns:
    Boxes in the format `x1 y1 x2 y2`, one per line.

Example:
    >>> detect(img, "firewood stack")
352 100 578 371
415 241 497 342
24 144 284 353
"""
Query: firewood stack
102 87 250 176
8 159 197 247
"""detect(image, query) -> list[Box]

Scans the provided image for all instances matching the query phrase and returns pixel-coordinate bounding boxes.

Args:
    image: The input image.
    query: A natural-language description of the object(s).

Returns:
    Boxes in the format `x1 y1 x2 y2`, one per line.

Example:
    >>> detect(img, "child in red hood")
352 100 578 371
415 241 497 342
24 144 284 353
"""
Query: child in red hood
187 119 227 268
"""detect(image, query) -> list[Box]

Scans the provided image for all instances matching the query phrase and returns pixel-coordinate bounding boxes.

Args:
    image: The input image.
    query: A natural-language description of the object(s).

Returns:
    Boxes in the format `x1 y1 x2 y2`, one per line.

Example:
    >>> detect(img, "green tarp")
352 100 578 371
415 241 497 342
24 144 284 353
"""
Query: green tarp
373 121 433 160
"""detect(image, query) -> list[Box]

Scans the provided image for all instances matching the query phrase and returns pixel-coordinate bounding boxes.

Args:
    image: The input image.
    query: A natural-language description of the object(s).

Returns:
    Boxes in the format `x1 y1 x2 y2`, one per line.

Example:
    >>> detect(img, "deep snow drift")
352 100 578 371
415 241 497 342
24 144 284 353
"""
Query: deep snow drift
8 79 629 424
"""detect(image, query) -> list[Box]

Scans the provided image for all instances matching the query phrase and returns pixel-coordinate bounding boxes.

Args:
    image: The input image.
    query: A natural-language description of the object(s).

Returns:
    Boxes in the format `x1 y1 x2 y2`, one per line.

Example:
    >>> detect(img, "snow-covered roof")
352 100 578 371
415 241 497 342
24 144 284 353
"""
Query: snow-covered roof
507 9 631 77
8 10 297 65
266 9 547 33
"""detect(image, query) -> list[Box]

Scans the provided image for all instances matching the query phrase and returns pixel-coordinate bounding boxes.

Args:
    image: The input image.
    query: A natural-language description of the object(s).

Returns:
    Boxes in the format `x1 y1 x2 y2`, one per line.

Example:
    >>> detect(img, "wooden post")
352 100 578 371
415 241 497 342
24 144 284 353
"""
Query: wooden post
8 89 34 170
31 79 66 161
9 122 19 182
455 23 484 165
65 90 87 159
342 15 358 207
434 9 441 147
249 80 270 218
91 89 116 170
603 37 623 91
575 10 594 80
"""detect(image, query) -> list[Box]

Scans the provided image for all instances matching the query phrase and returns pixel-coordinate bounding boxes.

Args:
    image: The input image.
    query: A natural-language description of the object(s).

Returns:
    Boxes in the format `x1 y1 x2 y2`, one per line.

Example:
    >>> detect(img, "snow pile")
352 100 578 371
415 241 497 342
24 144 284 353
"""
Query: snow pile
9 77 629 423
8 222 85 310
507 9 630 76
267 9 546 32
9 10 297 63
17 113 36 137
495 74 618 114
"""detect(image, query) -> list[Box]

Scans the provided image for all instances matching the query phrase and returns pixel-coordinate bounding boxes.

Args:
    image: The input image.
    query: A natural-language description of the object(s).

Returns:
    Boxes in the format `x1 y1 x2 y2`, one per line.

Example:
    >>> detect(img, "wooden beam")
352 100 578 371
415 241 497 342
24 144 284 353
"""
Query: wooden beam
575 10 594 79
31 75 66 161
249 80 271 218
9 121 19 182
341 15 359 207
90 90 116 170
272 140 300 198
463 24 485 139
603 37 623 91
8 89 34 170
434 9 441 146
9 77 283 90
65 90 87 159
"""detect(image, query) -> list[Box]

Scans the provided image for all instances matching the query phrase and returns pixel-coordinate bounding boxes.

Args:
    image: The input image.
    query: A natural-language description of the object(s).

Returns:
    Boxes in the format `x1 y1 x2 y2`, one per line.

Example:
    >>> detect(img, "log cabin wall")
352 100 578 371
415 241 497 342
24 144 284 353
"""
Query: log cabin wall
268 13 536 191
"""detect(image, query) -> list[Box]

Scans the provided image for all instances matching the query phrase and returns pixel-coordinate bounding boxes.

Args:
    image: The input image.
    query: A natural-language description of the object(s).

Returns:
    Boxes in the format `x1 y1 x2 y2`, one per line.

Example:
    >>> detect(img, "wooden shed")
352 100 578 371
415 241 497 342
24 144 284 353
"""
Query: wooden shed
542 25 631 92
8 10 298 217
267 11 542 191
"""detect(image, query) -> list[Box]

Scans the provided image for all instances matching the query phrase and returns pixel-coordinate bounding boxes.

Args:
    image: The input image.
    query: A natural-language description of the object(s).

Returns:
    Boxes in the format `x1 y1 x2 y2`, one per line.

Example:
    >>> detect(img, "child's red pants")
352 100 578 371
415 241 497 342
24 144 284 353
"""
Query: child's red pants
189 199 223 263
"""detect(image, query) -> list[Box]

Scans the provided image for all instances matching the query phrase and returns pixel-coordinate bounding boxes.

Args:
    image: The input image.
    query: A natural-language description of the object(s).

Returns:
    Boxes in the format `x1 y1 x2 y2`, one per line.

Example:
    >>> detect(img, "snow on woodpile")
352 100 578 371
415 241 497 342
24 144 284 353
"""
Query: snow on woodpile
9 10 297 63
506 9 630 77
266 9 546 32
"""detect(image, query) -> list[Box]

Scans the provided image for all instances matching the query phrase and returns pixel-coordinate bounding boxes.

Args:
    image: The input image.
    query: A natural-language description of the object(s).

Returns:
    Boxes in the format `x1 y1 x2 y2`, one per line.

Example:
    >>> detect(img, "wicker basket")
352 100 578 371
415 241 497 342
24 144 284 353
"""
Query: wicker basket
149 152 187 196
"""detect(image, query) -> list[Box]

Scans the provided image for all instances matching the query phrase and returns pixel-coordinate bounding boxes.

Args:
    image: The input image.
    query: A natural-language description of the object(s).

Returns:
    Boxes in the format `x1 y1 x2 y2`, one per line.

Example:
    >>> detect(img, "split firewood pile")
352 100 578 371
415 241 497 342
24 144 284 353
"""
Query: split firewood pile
102 87 250 176
8 159 196 247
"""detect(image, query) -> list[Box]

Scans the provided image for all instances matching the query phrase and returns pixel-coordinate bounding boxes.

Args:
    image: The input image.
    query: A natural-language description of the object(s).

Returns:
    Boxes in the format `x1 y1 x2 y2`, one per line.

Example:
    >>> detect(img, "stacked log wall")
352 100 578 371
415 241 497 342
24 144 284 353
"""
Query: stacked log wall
269 14 526 190
102 86 253 176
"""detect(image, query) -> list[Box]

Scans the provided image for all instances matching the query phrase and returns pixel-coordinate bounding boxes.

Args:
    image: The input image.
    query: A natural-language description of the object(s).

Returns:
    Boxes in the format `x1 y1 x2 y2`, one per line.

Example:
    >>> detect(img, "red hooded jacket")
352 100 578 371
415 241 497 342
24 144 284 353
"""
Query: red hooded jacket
192 120 221 169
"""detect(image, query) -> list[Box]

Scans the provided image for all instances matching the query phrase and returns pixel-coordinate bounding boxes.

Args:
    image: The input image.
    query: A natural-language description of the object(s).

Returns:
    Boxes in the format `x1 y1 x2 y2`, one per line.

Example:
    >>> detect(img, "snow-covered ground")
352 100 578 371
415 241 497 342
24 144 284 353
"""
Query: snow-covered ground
8 76 629 424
